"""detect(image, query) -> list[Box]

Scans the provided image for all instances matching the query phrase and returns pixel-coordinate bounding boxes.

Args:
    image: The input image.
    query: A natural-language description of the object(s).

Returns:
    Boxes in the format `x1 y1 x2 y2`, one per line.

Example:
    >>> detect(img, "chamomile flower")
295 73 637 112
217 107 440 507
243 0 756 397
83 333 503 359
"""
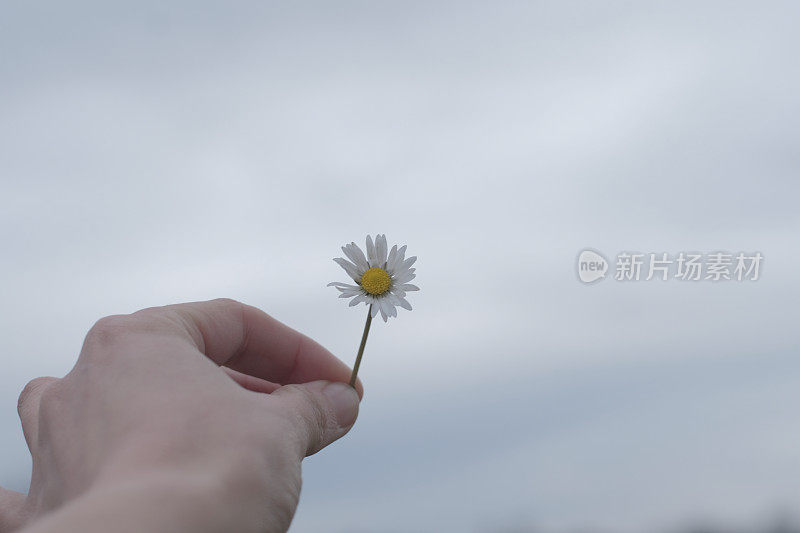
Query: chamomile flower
328 234 419 322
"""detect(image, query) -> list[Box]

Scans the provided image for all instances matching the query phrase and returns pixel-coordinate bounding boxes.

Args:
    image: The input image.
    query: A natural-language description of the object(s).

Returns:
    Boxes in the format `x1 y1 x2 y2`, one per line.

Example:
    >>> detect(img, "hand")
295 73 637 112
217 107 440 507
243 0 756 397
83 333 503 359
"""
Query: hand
0 299 362 533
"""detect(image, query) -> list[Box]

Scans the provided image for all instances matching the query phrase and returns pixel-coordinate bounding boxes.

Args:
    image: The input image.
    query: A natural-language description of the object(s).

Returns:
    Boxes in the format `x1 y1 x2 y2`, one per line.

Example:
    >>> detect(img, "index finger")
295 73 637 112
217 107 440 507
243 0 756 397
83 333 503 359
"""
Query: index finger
136 298 364 397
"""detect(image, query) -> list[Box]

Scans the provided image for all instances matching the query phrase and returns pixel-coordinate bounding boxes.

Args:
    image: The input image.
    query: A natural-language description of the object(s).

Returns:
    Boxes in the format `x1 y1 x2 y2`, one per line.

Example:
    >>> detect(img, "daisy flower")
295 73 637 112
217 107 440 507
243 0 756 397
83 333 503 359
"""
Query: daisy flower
328 234 419 322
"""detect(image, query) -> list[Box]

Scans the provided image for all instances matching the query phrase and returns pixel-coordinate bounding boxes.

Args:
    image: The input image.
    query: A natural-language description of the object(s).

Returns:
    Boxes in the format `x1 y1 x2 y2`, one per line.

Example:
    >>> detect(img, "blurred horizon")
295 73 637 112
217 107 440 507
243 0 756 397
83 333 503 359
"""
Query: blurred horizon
1 1 799 532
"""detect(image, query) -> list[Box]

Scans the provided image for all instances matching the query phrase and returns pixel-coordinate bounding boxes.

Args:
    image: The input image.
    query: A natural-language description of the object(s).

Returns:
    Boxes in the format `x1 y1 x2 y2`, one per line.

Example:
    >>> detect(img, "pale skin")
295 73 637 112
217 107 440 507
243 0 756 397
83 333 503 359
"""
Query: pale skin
0 299 363 533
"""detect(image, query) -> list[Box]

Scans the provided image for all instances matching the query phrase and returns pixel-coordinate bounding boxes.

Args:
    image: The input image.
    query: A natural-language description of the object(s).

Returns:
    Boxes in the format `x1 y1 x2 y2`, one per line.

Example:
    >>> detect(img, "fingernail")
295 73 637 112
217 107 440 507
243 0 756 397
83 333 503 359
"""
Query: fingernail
322 382 360 428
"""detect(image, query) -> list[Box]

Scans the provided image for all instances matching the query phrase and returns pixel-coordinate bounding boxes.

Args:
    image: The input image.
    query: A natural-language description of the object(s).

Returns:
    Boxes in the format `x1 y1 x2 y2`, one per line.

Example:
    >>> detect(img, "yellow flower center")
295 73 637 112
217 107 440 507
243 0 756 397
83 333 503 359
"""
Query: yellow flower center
361 267 391 295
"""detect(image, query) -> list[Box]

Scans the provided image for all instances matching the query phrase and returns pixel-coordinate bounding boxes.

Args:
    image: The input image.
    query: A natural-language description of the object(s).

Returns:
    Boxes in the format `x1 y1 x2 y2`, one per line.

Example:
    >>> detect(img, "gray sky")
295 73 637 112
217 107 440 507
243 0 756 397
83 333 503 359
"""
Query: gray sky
1 1 799 532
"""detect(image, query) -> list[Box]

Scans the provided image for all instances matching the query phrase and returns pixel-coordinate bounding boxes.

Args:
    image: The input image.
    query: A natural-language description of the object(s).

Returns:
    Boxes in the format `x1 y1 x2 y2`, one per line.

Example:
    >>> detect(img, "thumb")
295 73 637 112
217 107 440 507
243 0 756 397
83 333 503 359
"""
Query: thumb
0 487 26 532
270 381 360 456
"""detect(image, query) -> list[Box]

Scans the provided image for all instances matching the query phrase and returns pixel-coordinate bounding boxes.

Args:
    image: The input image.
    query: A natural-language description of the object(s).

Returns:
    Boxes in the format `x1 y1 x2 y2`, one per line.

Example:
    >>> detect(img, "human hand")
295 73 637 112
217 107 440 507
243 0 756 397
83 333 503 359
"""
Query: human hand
0 299 362 533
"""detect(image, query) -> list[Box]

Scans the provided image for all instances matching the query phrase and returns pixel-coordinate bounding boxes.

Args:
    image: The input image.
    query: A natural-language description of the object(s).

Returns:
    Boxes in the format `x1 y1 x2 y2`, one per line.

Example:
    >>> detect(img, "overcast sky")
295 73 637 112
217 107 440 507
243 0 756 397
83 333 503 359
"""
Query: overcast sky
1 1 799 532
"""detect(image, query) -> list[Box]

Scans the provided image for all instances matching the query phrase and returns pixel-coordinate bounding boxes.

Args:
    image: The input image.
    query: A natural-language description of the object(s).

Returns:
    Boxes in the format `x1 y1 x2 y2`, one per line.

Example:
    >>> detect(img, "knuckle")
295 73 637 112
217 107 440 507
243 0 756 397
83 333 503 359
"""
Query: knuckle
212 297 243 307
17 377 52 415
85 315 136 346
36 381 69 431
274 385 328 453
207 298 245 315
83 313 170 358
214 298 250 320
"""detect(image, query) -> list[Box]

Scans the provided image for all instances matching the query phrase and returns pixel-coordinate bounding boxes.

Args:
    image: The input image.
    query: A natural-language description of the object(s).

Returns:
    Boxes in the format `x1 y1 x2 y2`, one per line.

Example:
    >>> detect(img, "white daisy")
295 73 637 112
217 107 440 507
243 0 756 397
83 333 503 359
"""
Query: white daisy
328 234 419 322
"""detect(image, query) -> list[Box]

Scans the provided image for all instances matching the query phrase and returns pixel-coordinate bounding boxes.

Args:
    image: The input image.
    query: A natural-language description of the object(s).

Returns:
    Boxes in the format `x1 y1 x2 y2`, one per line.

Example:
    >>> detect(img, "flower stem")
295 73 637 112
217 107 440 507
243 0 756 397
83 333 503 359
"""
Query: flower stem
349 304 373 388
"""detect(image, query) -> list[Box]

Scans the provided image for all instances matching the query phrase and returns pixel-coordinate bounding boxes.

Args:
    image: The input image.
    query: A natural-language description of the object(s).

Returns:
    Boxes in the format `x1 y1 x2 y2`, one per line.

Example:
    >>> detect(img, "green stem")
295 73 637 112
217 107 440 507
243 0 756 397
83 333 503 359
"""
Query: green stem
349 304 373 388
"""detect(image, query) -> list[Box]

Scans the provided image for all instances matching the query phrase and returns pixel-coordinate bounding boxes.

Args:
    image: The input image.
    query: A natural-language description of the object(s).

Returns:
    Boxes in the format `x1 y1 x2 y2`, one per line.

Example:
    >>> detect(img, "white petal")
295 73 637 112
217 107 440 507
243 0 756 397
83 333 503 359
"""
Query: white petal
350 242 369 271
328 282 359 289
378 298 393 321
387 299 397 318
400 256 417 270
342 244 369 272
370 301 380 318
354 244 370 271
333 257 361 282
391 287 405 298
349 294 367 307
386 245 398 274
365 235 377 267
376 234 388 267
397 283 420 292
391 265 411 279
338 288 362 297
385 292 410 312
389 245 407 272
384 292 400 305
393 271 416 284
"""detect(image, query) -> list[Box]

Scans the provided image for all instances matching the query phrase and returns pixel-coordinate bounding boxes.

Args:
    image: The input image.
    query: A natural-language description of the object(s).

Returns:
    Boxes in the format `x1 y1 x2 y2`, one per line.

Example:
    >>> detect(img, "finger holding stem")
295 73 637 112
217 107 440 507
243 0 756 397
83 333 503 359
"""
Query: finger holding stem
349 304 373 388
